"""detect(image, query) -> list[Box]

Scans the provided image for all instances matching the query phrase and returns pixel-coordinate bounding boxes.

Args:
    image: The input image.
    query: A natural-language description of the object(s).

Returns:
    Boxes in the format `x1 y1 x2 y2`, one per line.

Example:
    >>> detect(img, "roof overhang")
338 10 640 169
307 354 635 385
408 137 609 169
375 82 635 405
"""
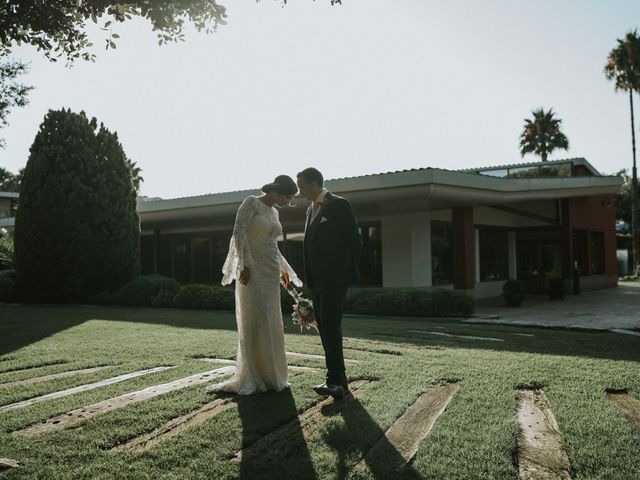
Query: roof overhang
138 168 622 230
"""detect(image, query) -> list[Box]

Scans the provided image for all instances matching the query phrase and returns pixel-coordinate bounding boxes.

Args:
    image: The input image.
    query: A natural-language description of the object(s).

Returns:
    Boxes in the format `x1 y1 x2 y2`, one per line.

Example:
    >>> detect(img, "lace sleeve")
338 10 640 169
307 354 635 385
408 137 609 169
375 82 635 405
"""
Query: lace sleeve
279 249 303 287
221 197 256 285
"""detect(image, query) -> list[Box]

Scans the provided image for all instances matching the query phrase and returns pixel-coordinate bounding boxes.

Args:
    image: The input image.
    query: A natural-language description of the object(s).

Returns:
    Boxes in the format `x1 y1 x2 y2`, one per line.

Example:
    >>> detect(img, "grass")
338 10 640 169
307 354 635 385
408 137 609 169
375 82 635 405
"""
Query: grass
0 304 639 479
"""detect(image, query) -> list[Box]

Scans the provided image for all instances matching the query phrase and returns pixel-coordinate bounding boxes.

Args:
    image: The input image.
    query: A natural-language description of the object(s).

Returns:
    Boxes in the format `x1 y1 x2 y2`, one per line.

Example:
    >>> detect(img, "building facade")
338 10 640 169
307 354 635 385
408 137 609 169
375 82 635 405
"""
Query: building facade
138 158 621 298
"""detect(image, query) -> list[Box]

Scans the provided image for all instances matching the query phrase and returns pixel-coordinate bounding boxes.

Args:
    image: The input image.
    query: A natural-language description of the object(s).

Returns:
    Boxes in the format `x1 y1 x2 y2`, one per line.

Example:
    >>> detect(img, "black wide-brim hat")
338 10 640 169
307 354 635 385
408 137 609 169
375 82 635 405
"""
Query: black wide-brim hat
261 175 298 195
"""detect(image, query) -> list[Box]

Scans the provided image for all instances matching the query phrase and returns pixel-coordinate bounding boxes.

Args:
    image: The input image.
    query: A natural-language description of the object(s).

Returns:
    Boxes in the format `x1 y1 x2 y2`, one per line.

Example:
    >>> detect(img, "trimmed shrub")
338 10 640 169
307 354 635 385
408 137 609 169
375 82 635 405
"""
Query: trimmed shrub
111 275 180 307
14 109 140 303
150 289 177 308
502 279 525 307
349 288 474 317
0 269 16 303
173 284 235 310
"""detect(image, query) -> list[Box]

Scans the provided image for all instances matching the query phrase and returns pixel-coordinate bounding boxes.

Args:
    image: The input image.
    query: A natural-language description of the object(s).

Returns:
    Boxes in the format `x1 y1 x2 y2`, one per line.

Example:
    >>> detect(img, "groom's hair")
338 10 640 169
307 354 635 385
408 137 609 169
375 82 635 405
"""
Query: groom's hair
297 167 324 187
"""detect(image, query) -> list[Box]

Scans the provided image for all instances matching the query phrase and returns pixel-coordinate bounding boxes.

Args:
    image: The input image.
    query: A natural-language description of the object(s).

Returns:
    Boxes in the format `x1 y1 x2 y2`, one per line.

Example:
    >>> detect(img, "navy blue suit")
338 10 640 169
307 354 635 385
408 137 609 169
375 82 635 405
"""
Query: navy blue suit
303 192 361 384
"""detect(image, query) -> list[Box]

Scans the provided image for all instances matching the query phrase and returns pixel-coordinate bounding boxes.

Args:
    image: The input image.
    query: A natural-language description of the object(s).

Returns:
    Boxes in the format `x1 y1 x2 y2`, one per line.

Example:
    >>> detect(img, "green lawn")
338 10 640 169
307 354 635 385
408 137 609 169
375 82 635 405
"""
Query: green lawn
1 304 639 479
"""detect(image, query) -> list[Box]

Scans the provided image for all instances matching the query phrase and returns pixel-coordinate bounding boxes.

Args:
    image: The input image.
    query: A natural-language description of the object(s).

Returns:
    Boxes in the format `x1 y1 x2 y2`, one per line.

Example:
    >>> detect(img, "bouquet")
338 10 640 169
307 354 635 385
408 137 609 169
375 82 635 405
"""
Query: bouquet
284 283 318 333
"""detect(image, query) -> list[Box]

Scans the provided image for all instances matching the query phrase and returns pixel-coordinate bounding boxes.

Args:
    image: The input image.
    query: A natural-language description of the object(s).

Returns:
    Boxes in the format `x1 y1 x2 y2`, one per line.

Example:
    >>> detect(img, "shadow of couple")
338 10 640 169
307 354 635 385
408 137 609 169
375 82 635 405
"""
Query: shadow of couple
234 385 422 480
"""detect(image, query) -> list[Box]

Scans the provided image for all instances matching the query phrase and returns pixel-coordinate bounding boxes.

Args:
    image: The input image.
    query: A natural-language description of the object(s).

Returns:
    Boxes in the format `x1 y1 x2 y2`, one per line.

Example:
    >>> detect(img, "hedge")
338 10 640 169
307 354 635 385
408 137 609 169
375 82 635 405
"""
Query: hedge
349 288 474 317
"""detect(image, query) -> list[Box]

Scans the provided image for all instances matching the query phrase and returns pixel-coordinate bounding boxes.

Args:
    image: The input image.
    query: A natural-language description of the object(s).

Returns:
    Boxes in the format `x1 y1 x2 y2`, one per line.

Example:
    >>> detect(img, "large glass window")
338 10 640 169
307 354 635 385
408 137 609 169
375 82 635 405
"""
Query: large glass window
140 231 231 284
140 235 155 274
359 223 382 286
431 221 453 285
192 236 211 283
479 228 508 281
590 231 605 274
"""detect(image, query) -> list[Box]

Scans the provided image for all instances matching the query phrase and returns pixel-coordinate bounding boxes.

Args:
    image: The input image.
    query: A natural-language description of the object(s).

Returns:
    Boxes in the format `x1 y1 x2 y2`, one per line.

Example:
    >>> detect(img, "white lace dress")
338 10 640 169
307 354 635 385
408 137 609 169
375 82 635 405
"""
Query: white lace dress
207 195 302 395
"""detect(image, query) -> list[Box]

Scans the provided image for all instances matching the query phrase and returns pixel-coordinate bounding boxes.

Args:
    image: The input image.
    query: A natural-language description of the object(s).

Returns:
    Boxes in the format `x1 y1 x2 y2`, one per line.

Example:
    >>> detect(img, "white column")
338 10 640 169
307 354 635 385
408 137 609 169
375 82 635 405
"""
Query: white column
381 215 412 287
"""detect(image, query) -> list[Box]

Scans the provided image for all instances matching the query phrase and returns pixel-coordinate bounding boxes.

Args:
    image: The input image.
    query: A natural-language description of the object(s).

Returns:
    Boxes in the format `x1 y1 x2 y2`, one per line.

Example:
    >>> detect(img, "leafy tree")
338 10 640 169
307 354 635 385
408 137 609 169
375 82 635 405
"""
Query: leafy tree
14 108 140 303
0 1 229 65
0 166 22 192
519 108 569 162
605 29 640 274
615 169 632 224
0 59 33 148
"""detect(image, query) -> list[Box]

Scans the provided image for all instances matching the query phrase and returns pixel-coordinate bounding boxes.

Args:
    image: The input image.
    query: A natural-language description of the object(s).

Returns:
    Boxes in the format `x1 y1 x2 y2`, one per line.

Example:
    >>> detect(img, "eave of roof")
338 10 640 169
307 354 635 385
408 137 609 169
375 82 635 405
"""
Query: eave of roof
137 166 622 214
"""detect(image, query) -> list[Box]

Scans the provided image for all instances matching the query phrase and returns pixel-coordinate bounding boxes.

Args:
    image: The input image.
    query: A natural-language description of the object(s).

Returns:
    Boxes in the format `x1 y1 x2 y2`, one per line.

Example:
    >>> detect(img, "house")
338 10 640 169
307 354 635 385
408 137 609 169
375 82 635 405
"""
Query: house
138 158 621 298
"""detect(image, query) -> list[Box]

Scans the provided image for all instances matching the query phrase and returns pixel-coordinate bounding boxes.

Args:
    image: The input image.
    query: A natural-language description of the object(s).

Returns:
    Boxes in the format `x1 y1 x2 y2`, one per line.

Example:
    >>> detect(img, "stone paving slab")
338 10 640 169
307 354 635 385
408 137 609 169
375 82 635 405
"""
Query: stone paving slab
0 366 175 412
353 382 460 474
0 366 110 389
471 282 640 331
14 366 235 436
607 391 640 431
517 389 572 480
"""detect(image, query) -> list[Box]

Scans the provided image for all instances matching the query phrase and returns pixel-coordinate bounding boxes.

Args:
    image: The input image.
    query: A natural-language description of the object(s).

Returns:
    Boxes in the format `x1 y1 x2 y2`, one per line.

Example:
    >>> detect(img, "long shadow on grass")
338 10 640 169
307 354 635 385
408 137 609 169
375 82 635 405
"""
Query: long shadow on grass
1 305 640 364
0 304 235 357
236 388 317 480
321 396 422 479
0 305 89 357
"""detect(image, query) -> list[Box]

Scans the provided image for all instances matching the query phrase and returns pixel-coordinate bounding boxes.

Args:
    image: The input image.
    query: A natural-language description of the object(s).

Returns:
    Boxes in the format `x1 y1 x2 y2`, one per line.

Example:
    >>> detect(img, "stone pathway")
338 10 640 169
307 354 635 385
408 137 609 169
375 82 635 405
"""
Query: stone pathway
0 366 174 412
14 366 235 436
472 282 640 331
516 389 573 480
353 382 460 474
607 390 640 431
0 366 110 389
0 458 22 470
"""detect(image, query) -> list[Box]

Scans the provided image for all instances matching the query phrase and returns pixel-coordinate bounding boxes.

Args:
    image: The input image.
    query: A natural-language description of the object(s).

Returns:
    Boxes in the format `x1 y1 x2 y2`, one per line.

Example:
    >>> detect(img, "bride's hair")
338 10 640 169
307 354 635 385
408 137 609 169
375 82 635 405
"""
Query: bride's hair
262 175 298 196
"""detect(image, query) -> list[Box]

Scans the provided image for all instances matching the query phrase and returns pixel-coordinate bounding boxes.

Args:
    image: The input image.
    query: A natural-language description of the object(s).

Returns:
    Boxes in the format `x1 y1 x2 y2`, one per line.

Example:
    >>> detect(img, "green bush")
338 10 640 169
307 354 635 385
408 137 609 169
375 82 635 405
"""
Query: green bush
502 279 525 307
112 275 180 307
150 289 177 308
349 288 474 317
14 109 140 303
173 284 235 310
0 269 16 303
0 236 14 271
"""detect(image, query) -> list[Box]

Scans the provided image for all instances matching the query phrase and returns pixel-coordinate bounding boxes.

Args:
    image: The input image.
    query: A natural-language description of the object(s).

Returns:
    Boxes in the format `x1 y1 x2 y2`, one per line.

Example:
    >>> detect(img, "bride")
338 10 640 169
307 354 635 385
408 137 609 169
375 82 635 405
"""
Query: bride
206 175 301 395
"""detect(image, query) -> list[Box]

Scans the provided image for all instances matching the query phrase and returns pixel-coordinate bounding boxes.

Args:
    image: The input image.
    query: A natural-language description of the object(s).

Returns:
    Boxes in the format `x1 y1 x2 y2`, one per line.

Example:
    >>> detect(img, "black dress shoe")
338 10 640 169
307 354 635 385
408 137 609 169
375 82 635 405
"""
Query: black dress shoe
313 382 346 399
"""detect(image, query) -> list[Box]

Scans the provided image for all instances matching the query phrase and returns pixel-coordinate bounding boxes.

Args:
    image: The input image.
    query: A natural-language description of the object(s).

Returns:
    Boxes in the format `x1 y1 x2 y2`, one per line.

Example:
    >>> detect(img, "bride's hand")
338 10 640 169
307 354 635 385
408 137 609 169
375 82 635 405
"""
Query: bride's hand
280 271 290 289
239 268 250 285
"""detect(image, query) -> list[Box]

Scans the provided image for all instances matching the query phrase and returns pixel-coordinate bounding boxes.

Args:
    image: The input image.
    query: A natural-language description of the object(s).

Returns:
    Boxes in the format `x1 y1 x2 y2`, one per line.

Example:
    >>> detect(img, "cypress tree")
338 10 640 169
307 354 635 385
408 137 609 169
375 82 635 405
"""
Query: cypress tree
14 109 139 303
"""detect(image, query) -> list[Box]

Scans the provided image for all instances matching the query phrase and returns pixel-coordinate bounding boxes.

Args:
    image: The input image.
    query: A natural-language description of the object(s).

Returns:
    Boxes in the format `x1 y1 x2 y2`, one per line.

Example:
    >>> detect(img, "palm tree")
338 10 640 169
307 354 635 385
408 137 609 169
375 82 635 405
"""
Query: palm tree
519 108 569 162
605 29 640 275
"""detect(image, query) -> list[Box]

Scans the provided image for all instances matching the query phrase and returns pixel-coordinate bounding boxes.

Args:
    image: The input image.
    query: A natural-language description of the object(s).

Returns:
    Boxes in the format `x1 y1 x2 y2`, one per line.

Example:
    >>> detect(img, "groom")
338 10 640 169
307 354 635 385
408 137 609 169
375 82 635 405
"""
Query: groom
297 168 362 399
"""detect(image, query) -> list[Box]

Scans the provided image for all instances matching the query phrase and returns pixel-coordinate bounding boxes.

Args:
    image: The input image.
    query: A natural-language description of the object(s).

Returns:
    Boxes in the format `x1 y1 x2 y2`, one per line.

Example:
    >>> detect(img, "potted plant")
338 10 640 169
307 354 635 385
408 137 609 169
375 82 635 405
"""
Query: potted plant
548 277 564 300
502 279 525 307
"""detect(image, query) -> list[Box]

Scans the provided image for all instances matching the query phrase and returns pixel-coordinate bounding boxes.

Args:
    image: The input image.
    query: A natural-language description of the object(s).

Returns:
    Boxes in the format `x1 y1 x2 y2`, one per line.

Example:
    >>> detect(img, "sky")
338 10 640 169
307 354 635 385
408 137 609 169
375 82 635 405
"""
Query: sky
1 0 639 199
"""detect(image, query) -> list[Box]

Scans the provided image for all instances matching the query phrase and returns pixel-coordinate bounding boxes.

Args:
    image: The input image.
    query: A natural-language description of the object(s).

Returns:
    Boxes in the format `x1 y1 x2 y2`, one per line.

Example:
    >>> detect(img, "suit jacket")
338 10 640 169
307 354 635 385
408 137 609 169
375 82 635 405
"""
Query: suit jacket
303 192 362 288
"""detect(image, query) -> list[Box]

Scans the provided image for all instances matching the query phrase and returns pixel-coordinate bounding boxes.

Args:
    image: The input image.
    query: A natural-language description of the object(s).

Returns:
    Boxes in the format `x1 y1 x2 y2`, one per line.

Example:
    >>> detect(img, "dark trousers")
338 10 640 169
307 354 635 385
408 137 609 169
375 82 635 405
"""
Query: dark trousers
310 281 348 385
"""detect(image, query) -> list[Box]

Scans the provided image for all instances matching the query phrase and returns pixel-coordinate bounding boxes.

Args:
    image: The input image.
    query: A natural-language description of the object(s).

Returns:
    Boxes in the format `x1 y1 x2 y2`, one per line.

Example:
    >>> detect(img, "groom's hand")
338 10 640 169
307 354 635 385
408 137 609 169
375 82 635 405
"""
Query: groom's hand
239 268 250 285
280 271 290 289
